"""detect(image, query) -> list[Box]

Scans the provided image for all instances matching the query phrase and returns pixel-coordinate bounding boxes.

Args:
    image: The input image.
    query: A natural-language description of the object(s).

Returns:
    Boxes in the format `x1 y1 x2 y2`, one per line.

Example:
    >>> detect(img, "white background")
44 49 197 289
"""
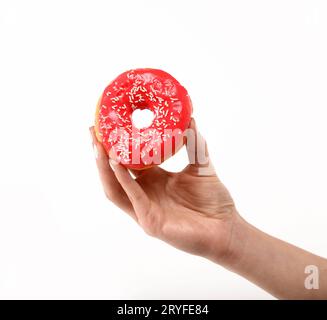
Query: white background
0 0 326 299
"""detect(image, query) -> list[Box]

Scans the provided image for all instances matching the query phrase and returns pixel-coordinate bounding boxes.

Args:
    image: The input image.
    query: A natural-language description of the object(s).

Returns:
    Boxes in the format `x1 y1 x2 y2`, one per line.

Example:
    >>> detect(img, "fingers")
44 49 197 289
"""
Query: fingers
89 127 135 218
184 118 216 176
109 159 150 219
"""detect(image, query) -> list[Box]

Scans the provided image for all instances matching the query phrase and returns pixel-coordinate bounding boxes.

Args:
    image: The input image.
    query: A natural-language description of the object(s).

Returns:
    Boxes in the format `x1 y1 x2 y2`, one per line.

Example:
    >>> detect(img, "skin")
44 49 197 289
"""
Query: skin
90 118 327 299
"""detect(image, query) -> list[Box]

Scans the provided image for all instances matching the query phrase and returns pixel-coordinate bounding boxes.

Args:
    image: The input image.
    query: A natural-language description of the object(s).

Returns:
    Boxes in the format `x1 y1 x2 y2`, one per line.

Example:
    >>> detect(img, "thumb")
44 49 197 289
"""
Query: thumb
184 118 216 176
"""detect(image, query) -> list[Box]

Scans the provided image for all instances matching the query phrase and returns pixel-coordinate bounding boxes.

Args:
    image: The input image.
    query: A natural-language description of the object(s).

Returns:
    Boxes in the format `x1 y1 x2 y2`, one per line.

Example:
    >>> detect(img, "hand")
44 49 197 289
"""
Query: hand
90 119 241 264
90 119 327 299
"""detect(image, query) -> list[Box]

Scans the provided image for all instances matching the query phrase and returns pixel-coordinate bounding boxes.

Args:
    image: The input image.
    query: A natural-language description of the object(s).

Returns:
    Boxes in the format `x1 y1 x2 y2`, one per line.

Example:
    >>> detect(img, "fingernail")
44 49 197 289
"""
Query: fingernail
89 128 92 141
93 144 98 160
109 158 119 171
89 127 95 143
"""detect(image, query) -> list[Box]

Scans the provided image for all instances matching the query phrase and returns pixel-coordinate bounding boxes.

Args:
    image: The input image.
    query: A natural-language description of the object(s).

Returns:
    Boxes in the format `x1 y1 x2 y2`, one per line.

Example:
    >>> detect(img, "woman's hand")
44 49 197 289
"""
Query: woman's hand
90 118 327 299
89 119 241 265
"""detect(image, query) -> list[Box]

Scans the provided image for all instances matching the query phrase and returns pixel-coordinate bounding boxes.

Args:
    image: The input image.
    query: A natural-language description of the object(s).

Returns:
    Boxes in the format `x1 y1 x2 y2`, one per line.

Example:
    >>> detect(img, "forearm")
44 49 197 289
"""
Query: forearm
214 216 327 299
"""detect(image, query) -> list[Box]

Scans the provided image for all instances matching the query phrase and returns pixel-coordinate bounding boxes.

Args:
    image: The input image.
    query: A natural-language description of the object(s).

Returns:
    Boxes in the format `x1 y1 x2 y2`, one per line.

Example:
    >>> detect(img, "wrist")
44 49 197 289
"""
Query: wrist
209 212 252 270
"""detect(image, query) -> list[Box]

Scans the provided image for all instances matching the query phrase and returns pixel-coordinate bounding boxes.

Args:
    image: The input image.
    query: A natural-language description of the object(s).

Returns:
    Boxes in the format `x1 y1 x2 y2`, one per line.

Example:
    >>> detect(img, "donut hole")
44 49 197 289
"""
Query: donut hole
131 108 155 129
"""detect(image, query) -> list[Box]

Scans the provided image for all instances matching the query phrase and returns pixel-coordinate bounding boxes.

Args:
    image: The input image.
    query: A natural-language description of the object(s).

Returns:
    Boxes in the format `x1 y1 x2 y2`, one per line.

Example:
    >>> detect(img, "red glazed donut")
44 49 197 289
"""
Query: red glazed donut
95 68 193 170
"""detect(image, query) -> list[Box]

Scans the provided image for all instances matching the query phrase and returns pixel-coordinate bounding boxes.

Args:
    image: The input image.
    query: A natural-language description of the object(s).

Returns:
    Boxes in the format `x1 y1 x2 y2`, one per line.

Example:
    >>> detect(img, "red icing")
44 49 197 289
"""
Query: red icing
98 68 193 169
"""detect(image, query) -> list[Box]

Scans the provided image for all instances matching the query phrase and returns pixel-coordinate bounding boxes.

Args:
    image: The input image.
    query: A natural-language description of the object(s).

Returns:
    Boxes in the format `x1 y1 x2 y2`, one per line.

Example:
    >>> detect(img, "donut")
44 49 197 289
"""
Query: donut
95 68 193 170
